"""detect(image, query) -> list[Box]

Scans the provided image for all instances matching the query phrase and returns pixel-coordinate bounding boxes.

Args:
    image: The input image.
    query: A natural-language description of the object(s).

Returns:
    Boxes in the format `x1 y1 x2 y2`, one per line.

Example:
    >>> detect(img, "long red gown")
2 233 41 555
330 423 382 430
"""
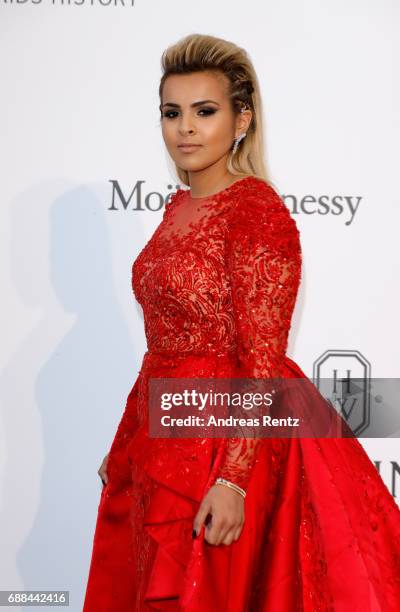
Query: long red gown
83 175 400 611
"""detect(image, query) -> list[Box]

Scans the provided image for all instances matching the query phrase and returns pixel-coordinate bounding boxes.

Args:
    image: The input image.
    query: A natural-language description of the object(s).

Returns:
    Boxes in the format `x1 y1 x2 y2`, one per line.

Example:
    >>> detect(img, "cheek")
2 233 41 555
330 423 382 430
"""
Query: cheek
202 117 233 149
161 122 174 143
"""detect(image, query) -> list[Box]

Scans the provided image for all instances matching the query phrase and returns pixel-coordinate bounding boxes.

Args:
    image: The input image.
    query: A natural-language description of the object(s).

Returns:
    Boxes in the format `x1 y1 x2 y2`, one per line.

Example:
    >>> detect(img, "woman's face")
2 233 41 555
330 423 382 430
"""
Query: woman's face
160 71 250 174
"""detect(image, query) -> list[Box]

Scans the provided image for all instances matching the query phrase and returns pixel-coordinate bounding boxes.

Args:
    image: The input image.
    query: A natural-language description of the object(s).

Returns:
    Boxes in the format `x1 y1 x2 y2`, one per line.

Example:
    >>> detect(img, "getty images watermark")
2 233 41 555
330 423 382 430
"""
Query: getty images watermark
148 377 400 439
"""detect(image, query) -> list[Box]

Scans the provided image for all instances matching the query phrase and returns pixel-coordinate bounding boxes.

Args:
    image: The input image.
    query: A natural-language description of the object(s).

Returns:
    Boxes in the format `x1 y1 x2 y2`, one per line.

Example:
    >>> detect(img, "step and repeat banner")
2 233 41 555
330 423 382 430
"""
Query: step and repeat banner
1 1 399 610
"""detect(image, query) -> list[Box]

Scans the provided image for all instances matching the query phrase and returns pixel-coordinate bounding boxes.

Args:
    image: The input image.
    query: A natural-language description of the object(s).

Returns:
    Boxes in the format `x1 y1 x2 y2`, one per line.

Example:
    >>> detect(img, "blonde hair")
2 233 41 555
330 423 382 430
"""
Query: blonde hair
159 33 273 188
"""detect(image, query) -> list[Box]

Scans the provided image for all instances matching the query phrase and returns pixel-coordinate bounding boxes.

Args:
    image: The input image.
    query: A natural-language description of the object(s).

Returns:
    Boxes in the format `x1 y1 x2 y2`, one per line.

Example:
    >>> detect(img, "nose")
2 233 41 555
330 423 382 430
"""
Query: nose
178 112 195 135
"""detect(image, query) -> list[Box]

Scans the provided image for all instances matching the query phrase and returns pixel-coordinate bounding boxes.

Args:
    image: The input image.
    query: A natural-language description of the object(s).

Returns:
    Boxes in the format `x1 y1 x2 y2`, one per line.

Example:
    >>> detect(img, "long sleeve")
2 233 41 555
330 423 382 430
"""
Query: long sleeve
215 183 302 492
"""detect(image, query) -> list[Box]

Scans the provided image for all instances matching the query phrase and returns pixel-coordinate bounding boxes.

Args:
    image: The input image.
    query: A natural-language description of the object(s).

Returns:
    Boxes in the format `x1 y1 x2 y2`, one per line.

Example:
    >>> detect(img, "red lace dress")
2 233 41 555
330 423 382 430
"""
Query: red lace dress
83 175 400 611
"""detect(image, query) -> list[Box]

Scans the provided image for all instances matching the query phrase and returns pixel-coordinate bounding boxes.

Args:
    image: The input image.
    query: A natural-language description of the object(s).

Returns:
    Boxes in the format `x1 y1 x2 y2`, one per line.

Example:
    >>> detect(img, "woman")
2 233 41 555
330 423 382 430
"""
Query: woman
83 34 400 611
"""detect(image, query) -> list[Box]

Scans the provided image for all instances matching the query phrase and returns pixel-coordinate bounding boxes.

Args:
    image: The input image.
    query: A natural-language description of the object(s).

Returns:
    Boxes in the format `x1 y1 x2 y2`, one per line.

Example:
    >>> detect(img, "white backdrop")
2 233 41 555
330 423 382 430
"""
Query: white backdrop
1 1 399 610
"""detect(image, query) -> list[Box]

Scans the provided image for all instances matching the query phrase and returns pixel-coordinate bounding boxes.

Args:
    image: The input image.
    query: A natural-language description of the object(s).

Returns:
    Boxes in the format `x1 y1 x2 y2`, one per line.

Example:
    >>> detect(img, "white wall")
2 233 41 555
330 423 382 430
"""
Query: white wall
0 1 398 609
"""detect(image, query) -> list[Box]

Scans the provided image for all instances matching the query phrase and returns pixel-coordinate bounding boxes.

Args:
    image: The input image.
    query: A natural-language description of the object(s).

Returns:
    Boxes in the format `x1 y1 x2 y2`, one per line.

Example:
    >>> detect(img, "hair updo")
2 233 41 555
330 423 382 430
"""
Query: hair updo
159 33 271 187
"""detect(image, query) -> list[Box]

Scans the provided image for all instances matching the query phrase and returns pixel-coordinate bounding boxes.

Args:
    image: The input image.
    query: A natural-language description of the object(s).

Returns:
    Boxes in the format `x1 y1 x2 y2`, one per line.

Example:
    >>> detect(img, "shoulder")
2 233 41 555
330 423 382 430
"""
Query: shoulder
227 176 301 254
163 187 186 217
229 176 294 226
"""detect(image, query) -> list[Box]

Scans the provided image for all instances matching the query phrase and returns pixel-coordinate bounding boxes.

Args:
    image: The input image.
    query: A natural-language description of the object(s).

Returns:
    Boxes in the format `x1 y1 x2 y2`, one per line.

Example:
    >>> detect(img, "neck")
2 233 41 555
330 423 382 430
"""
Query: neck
187 160 244 199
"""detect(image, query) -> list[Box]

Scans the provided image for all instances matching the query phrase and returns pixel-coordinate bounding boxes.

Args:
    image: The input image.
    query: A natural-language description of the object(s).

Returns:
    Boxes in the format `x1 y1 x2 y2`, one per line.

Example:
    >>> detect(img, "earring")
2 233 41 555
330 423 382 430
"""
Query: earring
232 132 247 155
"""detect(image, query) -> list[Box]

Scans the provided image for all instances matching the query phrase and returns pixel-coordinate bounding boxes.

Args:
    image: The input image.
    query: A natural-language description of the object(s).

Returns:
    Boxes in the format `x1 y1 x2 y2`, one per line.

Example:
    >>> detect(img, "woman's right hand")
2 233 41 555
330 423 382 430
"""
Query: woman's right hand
98 453 110 486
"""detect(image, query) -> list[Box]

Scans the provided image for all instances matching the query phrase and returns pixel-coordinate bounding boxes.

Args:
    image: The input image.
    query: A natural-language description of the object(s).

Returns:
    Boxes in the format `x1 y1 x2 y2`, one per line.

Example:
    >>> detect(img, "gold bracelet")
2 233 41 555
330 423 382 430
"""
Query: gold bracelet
215 477 246 498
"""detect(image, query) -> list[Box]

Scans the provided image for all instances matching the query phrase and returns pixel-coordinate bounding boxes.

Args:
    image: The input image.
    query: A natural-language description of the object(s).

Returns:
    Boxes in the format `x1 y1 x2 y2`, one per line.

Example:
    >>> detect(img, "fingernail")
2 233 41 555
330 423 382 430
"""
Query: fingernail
192 529 197 539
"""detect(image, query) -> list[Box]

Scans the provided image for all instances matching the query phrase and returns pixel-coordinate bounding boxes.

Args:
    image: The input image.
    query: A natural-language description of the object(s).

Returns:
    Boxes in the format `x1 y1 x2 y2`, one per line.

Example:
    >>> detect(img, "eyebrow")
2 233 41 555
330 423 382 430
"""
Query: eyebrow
160 99 220 109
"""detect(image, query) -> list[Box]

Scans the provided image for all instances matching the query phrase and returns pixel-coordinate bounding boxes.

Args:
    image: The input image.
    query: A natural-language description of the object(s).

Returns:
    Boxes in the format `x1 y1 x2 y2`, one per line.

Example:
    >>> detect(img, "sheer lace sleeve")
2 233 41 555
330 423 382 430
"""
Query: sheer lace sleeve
215 182 302 492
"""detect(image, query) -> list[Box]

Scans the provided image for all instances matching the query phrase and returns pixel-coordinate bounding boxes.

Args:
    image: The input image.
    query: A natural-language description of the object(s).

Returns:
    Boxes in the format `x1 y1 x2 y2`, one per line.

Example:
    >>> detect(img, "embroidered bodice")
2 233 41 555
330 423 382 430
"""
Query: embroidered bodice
130 175 302 491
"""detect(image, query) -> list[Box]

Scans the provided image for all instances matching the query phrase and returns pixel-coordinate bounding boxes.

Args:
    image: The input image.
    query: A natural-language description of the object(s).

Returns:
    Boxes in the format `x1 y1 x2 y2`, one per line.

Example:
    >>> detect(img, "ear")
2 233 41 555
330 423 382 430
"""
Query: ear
235 108 252 138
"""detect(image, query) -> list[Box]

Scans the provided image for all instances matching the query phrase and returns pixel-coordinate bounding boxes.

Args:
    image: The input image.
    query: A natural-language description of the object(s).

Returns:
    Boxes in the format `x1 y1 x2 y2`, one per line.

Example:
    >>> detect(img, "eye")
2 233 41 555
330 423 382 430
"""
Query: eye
161 107 217 119
162 110 179 119
198 107 216 116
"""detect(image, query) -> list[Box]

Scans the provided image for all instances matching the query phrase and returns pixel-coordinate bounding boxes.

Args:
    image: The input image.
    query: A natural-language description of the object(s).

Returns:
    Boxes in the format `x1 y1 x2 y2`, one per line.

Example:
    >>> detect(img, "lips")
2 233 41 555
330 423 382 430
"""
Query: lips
178 144 202 150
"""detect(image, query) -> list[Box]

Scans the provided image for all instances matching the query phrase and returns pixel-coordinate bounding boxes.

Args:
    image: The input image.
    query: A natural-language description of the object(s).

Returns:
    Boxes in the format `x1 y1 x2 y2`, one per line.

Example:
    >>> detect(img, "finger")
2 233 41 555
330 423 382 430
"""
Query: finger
216 520 236 546
98 469 108 485
205 516 226 546
232 522 244 541
193 499 211 537
221 526 236 546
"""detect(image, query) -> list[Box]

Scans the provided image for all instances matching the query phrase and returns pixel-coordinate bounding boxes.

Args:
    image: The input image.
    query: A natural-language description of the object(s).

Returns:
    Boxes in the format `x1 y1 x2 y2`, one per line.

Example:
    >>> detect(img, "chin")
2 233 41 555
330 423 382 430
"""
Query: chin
175 161 206 172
